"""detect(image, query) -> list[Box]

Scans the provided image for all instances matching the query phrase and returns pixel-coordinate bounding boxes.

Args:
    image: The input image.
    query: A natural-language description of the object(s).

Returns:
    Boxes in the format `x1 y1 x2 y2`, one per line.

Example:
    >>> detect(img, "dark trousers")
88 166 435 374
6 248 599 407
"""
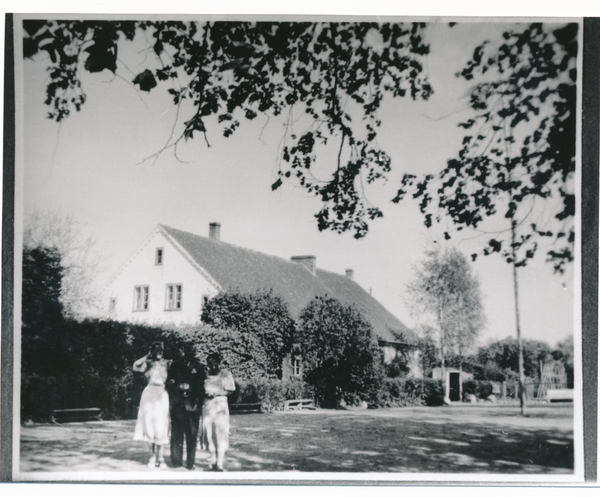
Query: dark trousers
170 409 201 468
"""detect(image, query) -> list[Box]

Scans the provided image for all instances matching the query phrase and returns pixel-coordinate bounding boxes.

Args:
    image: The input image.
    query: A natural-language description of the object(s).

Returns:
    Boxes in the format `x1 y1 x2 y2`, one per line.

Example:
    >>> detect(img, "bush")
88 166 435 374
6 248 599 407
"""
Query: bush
200 289 296 378
371 378 444 407
385 354 410 378
232 377 312 411
462 379 495 400
372 378 422 407
297 297 384 408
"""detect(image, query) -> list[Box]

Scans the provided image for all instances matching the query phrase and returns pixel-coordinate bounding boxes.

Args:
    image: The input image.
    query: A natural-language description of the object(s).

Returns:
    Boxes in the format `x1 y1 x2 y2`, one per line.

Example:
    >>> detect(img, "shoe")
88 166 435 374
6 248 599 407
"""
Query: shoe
186 465 195 471
214 466 224 472
156 459 167 469
147 456 156 468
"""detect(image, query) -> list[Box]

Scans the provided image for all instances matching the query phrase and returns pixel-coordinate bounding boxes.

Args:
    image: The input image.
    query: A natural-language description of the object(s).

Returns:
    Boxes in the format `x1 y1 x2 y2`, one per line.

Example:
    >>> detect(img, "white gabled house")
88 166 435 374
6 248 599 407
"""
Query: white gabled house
104 223 422 376
104 223 224 325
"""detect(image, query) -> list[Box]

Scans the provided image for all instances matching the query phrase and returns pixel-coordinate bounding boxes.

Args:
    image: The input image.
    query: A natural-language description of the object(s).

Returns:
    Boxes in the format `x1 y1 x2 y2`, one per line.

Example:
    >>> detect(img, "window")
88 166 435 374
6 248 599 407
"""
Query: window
166 284 182 310
109 298 116 312
134 286 149 311
155 248 163 265
292 357 302 377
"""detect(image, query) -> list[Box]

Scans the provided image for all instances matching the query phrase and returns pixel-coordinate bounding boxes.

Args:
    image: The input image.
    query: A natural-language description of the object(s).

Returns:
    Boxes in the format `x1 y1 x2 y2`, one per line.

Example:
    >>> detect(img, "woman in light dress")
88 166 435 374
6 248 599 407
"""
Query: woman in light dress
133 341 171 468
202 352 236 471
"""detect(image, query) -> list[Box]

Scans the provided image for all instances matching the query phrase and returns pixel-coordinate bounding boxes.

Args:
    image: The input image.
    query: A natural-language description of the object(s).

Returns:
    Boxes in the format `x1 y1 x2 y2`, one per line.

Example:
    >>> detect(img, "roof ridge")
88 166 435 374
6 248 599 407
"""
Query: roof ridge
160 224 325 272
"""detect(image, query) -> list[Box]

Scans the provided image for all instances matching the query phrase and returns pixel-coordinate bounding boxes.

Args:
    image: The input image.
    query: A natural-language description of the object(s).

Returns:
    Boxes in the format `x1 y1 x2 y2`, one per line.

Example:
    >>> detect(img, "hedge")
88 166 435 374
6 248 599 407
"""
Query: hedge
21 317 450 421
372 378 445 407
232 377 313 411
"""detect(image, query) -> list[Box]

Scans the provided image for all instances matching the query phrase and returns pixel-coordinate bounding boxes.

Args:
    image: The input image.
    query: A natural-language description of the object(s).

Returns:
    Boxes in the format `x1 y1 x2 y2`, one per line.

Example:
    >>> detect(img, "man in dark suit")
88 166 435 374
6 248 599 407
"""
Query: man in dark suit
166 342 206 470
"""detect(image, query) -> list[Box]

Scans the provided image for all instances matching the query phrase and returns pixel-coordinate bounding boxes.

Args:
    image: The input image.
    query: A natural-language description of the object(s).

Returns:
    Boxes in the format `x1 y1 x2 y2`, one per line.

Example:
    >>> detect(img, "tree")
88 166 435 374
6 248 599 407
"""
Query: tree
552 334 574 388
200 289 296 378
394 23 576 272
476 337 553 380
394 22 576 414
296 296 383 407
21 245 65 374
23 208 104 319
23 19 432 238
22 246 64 328
405 246 485 394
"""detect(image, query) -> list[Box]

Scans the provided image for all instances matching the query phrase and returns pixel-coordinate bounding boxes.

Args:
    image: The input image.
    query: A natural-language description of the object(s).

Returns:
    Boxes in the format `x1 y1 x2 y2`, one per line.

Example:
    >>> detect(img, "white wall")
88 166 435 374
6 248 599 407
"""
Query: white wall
104 229 219 325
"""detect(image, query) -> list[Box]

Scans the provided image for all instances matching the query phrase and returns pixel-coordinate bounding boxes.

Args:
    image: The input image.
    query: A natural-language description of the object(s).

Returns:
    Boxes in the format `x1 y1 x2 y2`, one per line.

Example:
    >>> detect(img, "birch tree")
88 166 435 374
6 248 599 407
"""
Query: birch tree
406 246 485 395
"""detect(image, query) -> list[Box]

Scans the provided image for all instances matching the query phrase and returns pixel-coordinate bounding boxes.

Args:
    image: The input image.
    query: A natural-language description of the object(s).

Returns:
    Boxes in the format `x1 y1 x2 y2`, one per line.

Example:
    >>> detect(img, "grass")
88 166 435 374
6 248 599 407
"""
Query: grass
18 404 574 476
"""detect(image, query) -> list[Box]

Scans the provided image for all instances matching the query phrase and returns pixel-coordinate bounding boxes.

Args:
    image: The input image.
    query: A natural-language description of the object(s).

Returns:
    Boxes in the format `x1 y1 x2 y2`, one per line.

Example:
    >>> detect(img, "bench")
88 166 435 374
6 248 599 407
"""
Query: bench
546 389 574 403
52 408 103 423
229 402 262 414
283 399 315 411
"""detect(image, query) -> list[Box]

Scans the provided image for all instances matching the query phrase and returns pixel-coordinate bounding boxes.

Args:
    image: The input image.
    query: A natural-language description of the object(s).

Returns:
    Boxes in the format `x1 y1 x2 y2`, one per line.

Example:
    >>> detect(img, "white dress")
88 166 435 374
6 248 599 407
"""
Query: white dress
133 359 170 445
201 370 236 454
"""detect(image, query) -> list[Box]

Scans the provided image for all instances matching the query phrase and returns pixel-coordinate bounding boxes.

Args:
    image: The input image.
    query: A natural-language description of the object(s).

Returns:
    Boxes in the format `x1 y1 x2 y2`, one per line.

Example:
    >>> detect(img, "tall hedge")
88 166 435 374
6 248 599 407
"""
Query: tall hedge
201 289 296 378
20 318 277 422
297 296 384 408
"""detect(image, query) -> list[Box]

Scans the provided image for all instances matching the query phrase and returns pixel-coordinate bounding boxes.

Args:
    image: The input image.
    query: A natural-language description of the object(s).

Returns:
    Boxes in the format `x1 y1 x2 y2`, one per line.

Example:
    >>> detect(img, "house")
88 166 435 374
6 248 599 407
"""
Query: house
104 223 421 375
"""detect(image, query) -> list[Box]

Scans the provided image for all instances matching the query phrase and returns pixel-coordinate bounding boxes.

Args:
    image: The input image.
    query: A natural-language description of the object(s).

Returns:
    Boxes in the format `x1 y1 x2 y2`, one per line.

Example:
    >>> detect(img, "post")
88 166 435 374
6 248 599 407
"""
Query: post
511 219 526 416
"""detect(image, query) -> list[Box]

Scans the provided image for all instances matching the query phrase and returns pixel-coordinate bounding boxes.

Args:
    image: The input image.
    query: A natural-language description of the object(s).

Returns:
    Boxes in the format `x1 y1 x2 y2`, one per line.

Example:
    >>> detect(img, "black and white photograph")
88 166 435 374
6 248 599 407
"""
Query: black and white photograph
3 6 594 486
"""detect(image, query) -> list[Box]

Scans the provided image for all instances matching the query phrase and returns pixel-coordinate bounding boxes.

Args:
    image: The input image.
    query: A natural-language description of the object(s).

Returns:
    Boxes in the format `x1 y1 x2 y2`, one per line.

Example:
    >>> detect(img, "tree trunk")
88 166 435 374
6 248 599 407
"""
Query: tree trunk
511 220 526 416
438 306 449 403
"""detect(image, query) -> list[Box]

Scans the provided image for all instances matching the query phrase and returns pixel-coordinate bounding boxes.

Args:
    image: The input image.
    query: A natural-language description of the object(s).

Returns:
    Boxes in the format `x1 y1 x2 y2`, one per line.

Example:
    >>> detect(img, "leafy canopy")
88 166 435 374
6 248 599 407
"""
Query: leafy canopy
24 19 432 239
394 23 577 273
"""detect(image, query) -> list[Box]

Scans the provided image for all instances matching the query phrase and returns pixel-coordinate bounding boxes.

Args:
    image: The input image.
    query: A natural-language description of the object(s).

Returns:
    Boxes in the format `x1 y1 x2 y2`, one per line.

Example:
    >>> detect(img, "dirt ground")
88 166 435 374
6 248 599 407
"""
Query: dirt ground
17 404 574 479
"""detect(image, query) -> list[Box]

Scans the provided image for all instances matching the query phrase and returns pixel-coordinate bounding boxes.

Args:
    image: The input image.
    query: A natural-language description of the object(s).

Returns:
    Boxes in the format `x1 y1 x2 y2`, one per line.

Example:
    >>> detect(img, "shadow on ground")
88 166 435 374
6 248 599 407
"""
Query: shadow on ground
19 405 574 474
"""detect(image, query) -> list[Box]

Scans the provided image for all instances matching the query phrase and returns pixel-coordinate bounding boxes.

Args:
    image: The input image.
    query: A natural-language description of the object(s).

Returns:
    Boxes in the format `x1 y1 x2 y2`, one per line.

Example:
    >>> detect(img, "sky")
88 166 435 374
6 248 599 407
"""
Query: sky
16 17 578 349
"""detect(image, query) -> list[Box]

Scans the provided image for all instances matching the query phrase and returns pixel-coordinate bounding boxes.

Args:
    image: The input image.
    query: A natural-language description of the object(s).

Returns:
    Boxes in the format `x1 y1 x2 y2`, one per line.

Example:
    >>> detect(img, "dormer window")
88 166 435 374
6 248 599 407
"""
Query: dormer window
155 248 163 265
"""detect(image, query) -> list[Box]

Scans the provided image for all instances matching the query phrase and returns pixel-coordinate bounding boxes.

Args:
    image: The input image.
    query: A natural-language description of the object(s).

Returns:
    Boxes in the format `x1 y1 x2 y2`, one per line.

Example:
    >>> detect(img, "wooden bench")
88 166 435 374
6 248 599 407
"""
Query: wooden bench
52 408 103 423
546 389 574 403
283 399 315 411
229 402 262 414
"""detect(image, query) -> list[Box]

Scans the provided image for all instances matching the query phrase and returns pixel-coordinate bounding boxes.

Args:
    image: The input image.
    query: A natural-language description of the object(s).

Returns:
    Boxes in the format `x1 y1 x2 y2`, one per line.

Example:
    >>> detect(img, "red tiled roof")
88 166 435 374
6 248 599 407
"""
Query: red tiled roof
160 225 415 344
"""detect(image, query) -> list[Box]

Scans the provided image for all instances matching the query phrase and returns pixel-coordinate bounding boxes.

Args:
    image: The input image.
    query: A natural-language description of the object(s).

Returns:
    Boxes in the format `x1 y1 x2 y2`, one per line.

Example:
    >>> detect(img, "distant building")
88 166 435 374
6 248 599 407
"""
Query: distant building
431 368 474 402
104 223 421 376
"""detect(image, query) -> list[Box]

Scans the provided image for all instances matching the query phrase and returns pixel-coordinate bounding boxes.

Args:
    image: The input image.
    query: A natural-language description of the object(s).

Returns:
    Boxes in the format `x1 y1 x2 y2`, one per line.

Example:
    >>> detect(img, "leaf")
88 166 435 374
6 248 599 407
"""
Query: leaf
133 69 157 92
488 239 502 252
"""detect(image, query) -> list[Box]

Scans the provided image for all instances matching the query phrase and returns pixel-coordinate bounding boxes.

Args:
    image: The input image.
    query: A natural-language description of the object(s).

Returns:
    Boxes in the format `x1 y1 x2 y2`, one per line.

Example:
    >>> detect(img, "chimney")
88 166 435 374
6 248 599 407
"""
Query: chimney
345 269 354 280
209 222 221 241
291 255 317 276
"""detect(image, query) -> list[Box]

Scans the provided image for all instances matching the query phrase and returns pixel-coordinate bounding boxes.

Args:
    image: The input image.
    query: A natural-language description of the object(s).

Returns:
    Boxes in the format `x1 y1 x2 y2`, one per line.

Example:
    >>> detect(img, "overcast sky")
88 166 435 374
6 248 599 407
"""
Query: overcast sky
17 17 577 348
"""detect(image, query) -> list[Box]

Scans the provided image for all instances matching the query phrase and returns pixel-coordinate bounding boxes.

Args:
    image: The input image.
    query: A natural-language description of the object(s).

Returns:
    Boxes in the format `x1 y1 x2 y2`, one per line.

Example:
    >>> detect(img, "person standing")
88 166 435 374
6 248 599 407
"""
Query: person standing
201 352 236 471
166 342 206 470
133 341 171 469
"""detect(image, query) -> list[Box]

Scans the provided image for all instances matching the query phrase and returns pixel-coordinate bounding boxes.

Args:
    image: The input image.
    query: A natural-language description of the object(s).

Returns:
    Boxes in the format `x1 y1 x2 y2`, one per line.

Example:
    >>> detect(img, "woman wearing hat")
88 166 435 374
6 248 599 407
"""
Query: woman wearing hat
133 341 172 468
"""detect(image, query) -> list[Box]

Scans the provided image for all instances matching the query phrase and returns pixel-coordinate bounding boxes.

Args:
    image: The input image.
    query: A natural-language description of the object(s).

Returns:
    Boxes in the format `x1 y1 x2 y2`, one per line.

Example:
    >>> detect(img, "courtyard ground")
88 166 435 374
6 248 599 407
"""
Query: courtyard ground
17 404 574 479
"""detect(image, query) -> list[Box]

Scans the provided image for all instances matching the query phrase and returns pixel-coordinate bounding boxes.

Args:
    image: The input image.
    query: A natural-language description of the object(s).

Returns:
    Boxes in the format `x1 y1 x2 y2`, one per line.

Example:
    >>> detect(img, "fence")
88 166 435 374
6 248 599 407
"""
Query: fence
500 381 568 401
